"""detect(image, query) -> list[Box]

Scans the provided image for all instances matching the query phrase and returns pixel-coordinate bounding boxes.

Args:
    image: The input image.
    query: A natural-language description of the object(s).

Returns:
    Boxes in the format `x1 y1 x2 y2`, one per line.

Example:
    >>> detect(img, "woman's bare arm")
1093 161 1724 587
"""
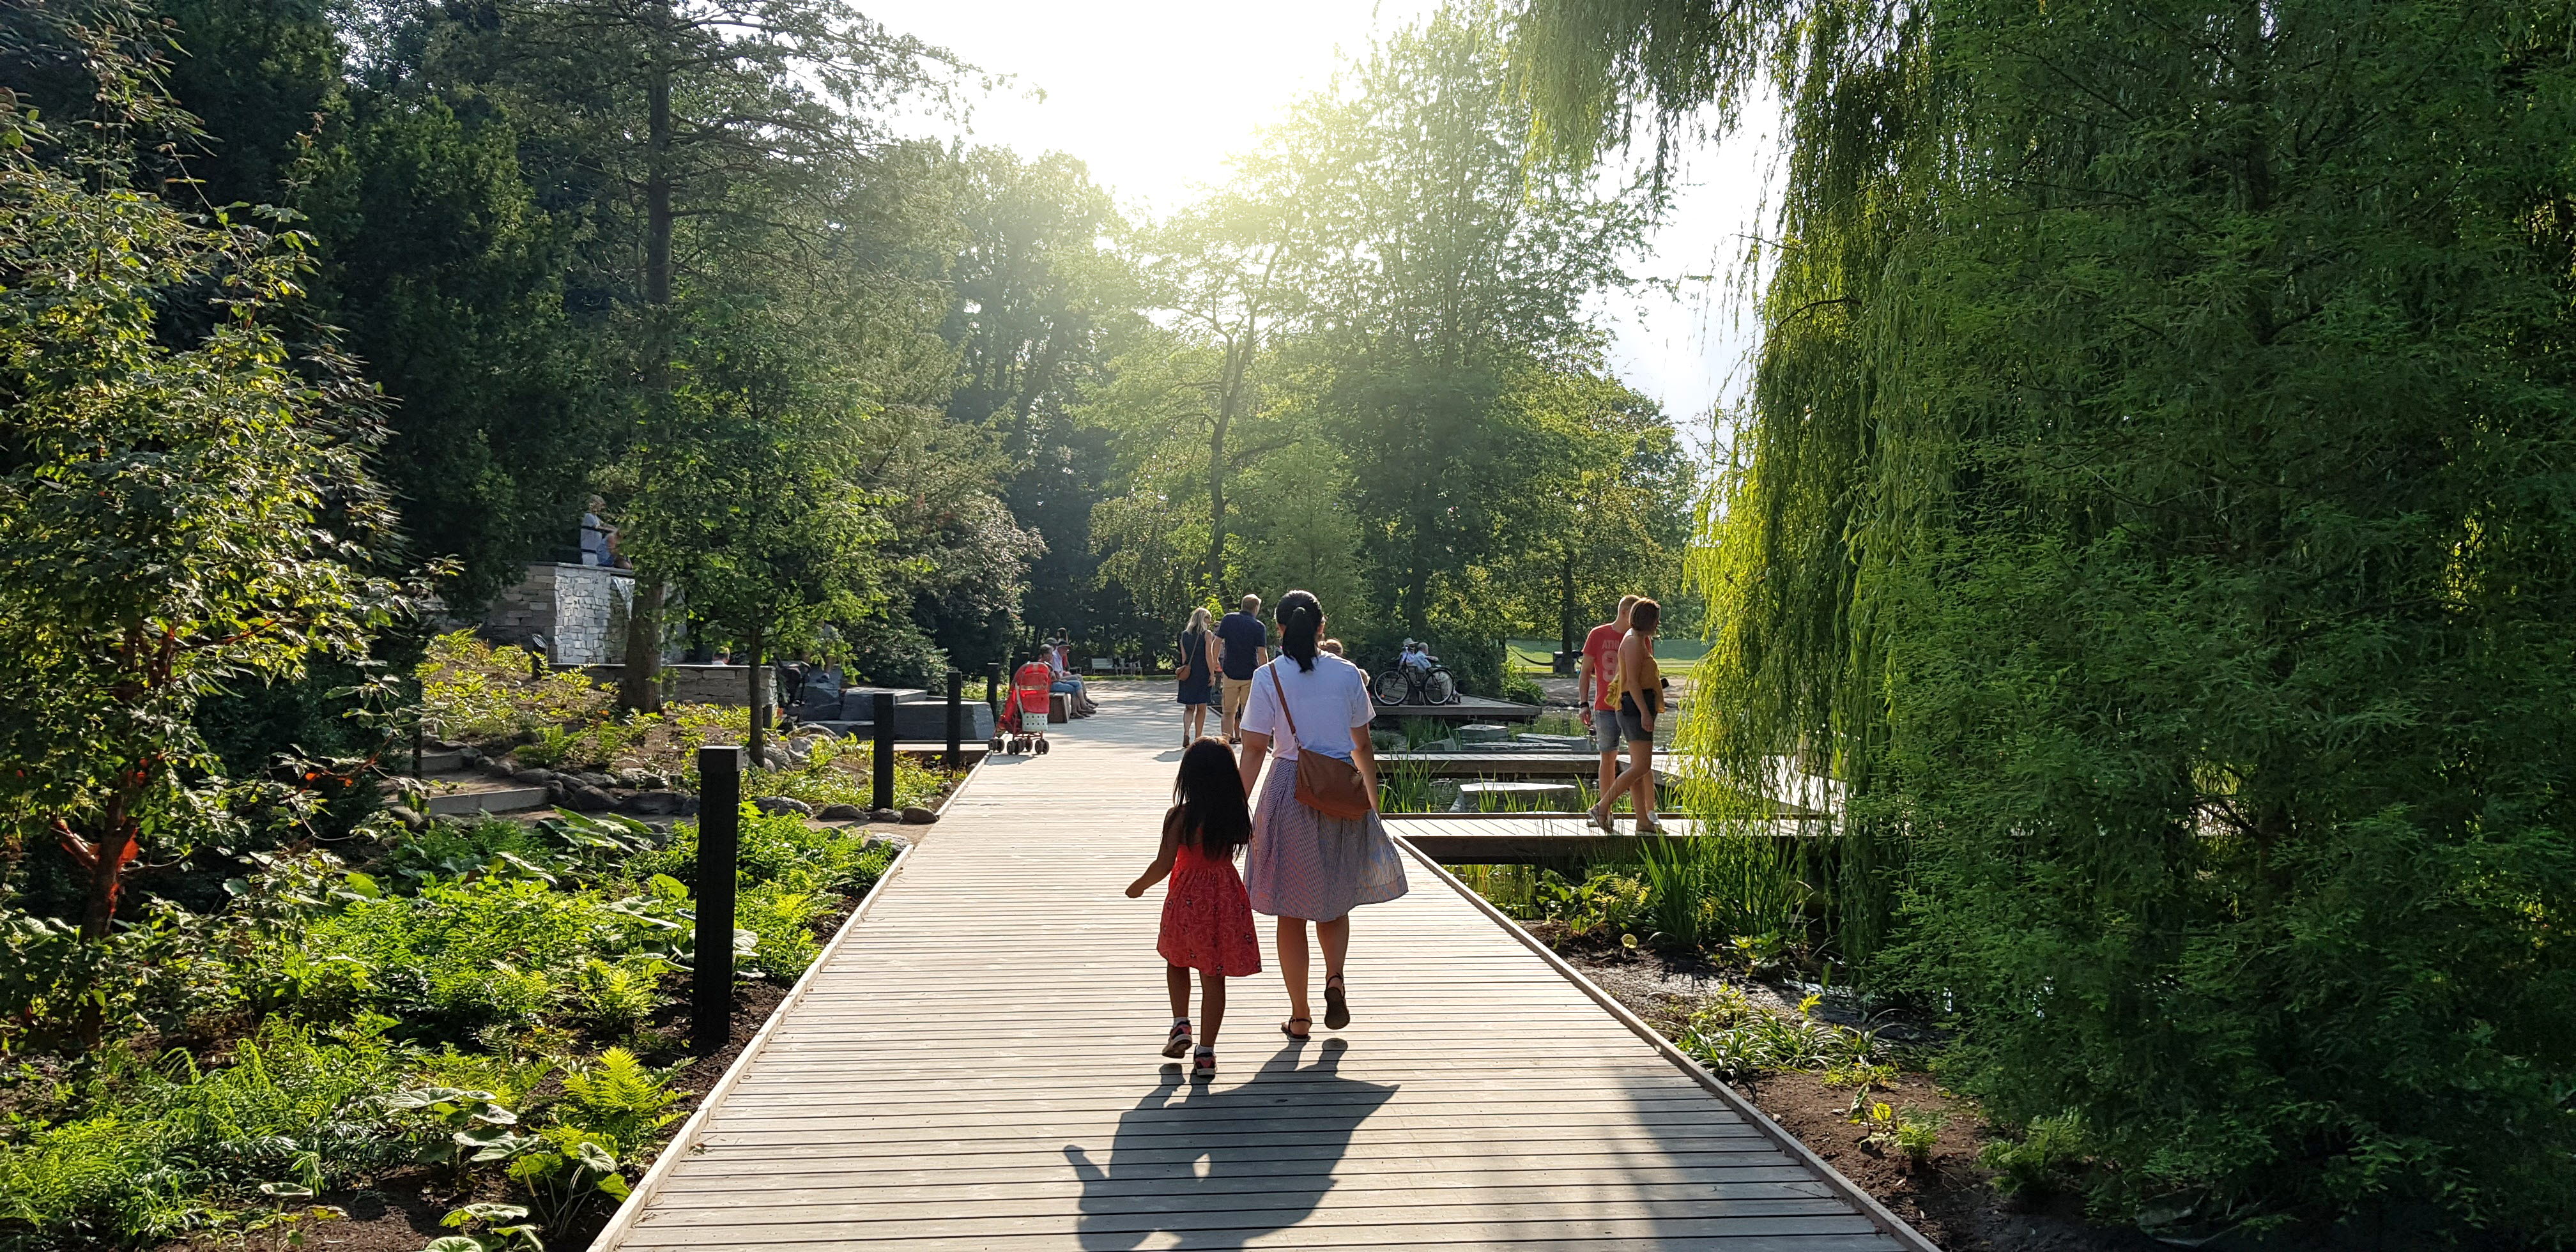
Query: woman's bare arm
1237 730 1272 797
1349 724 1381 813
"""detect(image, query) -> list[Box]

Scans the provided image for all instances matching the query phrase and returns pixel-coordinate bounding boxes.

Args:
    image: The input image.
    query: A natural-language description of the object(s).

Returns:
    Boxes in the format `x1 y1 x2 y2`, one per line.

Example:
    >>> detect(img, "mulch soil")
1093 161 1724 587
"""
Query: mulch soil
1547 931 2170 1252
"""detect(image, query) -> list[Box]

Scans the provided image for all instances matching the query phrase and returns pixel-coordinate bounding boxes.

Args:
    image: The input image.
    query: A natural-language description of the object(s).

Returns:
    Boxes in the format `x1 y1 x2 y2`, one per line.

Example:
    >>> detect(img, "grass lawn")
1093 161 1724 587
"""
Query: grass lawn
1506 636 1707 673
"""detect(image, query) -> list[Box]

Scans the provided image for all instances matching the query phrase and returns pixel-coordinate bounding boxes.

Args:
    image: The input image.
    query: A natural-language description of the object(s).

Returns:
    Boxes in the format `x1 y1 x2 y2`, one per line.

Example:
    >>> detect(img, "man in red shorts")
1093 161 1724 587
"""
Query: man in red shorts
1578 595 1638 815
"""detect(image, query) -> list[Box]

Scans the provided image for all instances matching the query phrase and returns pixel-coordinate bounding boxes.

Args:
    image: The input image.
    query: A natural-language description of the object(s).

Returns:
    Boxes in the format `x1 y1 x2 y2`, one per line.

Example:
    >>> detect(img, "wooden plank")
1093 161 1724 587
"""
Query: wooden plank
594 685 1931 1252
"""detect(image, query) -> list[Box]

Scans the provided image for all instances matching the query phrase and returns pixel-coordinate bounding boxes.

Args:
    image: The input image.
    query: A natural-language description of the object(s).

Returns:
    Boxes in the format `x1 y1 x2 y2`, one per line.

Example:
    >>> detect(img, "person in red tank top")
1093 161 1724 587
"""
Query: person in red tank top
1579 595 1639 820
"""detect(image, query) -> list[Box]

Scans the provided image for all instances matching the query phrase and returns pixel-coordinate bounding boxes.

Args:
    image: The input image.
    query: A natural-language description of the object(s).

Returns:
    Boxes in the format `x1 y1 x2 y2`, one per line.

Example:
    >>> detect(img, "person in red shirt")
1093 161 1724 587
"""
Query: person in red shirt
1578 595 1638 823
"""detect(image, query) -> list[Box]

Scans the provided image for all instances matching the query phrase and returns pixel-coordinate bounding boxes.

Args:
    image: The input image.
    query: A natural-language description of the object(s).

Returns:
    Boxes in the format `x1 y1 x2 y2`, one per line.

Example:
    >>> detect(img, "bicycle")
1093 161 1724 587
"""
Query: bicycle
1372 651 1459 706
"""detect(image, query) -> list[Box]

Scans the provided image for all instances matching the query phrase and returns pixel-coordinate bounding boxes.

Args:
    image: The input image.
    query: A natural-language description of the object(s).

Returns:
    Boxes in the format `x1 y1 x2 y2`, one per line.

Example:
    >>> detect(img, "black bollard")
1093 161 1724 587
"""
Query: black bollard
691 744 743 1055
871 691 896 811
946 671 964 769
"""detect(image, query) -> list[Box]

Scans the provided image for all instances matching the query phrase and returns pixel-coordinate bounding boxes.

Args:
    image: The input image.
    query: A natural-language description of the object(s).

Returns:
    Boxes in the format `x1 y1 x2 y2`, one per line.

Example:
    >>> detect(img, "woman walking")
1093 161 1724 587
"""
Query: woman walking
1235 590 1408 1039
1176 608 1220 747
1604 597 1665 833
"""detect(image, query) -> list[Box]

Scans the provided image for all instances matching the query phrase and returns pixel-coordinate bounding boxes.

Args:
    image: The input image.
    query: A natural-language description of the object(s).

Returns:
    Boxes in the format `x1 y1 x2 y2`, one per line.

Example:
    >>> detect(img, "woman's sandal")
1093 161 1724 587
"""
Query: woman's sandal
1586 801 1614 833
1162 1020 1193 1058
1280 1016 1312 1041
1192 1046 1215 1078
1323 975 1351 1031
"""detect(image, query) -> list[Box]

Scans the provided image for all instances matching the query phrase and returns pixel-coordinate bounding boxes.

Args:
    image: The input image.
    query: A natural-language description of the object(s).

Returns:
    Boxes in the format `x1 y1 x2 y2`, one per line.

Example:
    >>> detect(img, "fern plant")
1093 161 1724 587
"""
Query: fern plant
557 1048 683 1156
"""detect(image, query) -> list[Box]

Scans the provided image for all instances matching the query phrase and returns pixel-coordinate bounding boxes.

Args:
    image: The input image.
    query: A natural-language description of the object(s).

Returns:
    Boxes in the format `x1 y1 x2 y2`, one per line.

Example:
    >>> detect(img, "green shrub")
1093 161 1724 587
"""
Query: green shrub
1531 871 1648 938
411 1049 560 1108
636 807 897 898
743 740 946 813
1977 1111 2090 1198
735 885 827 980
310 878 645 1031
1678 991 1884 1080
555 1048 682 1156
139 1020 412 1189
571 957 668 1033
418 632 610 744
0 1021 407 1246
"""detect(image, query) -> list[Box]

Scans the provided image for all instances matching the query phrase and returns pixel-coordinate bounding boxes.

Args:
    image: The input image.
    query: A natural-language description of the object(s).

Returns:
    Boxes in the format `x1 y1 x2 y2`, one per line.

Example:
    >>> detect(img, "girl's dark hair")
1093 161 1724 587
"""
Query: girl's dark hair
1630 597 1662 634
1174 738 1252 856
1278 589 1322 671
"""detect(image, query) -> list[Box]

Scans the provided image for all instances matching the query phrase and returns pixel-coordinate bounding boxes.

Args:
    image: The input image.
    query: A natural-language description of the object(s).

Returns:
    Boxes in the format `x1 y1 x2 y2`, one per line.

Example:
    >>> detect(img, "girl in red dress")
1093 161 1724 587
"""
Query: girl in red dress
1125 738 1262 1078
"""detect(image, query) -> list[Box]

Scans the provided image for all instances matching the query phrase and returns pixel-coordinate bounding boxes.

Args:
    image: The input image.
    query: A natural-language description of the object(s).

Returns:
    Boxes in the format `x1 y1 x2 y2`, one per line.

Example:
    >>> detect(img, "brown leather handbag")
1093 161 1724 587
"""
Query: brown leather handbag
1270 666 1374 820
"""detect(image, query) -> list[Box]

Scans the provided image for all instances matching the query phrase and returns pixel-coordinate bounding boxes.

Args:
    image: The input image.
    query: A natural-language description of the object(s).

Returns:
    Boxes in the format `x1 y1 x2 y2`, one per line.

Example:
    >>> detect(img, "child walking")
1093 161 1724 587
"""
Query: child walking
1125 738 1262 1078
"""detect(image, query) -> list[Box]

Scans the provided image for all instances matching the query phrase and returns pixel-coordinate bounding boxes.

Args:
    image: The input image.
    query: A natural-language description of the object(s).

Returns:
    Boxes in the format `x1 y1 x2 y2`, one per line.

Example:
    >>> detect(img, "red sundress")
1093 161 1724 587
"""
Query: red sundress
1156 818 1264 977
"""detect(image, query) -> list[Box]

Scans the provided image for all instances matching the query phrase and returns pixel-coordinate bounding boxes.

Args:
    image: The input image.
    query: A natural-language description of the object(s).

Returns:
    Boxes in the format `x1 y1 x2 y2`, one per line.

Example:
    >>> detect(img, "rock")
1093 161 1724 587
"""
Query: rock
385 804 427 831
818 803 864 821
484 758 518 778
676 794 701 816
762 748 791 769
754 795 815 817
622 790 683 816
457 746 483 765
870 807 902 825
575 771 615 789
565 784 617 812
514 766 555 784
545 778 568 804
899 805 937 825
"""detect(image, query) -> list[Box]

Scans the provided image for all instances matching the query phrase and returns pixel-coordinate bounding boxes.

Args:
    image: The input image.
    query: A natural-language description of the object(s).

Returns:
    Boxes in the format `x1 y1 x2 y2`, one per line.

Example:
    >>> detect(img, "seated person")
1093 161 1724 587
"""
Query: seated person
1400 639 1432 673
1045 636 1096 716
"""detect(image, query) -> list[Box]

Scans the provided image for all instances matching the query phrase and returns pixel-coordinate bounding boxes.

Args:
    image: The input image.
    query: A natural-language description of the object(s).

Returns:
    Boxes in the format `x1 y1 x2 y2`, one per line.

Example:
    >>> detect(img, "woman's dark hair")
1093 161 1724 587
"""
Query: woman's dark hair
1630 597 1662 634
1277 589 1323 671
1174 738 1252 856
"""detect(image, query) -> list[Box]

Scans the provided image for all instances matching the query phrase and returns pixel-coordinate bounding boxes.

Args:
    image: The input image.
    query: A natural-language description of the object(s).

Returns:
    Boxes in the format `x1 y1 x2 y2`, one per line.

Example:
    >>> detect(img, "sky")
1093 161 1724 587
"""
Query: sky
864 0 1775 444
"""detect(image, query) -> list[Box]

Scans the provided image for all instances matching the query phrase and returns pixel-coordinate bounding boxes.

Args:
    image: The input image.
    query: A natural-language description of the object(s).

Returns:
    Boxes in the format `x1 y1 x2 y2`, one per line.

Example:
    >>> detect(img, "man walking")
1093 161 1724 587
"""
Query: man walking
1216 594 1268 744
1578 595 1637 813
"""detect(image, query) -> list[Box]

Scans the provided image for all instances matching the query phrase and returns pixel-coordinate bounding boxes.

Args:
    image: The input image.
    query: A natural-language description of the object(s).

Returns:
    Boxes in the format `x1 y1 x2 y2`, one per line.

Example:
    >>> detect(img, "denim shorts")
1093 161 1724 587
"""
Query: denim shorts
1616 692 1660 744
1592 710 1623 753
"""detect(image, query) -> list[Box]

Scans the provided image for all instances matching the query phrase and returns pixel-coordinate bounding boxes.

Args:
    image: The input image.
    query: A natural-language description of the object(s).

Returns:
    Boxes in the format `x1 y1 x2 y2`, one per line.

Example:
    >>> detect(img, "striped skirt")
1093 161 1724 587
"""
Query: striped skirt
1244 760 1410 922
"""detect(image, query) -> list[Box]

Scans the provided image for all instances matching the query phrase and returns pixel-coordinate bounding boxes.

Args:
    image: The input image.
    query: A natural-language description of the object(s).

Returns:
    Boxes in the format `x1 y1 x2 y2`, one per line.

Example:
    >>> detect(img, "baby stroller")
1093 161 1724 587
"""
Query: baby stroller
995 660 1055 755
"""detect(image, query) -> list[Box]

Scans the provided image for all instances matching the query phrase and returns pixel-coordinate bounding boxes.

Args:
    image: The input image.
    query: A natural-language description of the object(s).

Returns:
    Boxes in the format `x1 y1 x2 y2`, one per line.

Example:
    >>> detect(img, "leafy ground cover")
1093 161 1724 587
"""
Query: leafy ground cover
422 633 951 813
1531 919 2182 1252
0 807 896 1251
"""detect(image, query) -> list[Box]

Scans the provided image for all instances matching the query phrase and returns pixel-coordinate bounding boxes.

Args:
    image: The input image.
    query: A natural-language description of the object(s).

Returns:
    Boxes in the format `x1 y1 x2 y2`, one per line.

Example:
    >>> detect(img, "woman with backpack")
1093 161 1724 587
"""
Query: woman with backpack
1176 607 1220 747
1233 590 1409 1041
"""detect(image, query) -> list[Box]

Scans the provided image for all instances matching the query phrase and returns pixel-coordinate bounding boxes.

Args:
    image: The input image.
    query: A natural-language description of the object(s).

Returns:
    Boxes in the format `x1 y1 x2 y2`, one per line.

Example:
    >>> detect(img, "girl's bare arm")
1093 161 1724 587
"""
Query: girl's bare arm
1126 819 1182 898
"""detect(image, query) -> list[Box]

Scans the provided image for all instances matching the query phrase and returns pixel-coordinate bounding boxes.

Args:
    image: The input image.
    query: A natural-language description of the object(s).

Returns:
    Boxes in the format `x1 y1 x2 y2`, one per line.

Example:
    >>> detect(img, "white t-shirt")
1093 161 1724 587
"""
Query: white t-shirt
1239 654 1374 761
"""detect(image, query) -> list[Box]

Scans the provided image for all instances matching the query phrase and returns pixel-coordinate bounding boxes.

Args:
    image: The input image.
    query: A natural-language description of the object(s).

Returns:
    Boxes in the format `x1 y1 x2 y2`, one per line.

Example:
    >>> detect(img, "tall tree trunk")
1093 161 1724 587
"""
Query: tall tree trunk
75 818 134 941
1404 554 1431 637
745 623 767 766
622 16 676 712
620 576 664 711
1558 547 1577 662
1204 336 1245 596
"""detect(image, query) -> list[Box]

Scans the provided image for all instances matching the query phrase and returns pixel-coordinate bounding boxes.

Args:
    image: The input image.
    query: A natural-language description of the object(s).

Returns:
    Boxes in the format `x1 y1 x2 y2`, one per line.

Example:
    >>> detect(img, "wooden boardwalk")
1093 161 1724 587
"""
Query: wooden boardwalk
599 687 1933 1252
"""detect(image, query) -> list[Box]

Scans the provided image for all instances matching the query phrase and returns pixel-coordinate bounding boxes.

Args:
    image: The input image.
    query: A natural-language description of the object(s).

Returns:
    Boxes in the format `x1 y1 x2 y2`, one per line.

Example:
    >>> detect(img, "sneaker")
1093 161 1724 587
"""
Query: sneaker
1162 1020 1192 1058
1191 1046 1215 1078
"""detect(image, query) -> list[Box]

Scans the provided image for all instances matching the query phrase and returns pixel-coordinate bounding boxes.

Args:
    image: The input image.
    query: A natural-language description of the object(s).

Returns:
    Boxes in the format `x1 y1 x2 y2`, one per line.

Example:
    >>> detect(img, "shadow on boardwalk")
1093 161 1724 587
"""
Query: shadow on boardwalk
1062 1038 1399 1250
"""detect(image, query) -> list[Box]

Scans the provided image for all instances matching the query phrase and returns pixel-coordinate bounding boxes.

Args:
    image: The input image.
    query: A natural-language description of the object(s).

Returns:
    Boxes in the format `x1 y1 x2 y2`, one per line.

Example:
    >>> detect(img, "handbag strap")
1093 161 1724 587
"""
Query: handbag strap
1269 664 1301 747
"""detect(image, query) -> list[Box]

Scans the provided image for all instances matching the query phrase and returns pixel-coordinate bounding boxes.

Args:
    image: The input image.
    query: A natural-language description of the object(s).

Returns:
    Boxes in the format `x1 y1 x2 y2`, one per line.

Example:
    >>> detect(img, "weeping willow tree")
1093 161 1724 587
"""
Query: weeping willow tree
1514 0 2576 1237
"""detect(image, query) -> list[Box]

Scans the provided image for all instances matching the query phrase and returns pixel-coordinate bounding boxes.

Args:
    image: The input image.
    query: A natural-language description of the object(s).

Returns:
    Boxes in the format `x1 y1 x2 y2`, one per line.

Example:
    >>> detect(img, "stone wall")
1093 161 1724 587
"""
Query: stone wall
482 563 635 665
